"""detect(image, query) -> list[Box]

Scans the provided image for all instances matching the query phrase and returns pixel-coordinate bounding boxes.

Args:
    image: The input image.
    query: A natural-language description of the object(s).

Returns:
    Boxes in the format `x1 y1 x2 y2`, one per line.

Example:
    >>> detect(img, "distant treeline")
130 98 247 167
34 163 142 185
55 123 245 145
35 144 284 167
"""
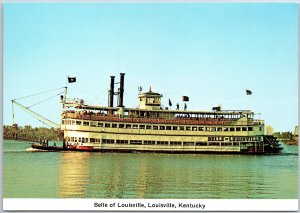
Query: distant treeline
3 125 63 142
273 131 298 145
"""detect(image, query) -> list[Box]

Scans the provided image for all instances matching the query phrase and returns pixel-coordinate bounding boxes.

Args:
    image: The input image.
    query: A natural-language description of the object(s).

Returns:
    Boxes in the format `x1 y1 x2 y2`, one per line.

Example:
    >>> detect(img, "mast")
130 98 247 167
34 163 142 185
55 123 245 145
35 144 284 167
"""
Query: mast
11 99 60 128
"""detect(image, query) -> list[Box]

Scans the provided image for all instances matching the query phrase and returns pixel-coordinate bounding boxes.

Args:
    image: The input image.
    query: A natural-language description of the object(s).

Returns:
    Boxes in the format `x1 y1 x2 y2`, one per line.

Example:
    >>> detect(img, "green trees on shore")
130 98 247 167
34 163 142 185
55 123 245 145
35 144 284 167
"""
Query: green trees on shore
3 125 63 142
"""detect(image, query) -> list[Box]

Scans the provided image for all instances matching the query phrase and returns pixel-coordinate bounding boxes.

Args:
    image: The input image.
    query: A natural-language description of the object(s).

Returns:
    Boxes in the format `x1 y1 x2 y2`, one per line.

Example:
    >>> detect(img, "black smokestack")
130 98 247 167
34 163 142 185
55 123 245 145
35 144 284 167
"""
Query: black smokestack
118 73 125 107
109 76 115 107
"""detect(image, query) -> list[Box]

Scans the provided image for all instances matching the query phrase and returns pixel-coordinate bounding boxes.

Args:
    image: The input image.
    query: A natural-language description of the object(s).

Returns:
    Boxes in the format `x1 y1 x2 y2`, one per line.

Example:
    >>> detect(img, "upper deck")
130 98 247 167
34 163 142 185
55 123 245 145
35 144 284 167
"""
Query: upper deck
62 105 263 126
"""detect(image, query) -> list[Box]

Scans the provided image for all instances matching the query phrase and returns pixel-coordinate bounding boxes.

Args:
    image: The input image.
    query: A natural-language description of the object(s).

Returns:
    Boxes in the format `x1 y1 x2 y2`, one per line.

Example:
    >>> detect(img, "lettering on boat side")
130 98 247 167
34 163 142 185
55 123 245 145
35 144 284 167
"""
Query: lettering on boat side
94 201 206 210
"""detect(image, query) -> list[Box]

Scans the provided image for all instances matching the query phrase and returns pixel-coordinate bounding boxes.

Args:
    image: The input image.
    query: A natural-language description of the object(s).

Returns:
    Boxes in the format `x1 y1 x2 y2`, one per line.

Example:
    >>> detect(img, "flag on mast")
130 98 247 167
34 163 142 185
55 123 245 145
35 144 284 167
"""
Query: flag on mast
182 96 189 101
169 99 172 107
68 77 76 83
246 89 252 95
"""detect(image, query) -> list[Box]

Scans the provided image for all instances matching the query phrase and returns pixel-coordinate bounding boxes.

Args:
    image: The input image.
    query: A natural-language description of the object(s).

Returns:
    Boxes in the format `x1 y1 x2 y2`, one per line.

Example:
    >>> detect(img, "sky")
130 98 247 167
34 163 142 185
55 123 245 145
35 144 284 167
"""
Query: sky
3 3 298 132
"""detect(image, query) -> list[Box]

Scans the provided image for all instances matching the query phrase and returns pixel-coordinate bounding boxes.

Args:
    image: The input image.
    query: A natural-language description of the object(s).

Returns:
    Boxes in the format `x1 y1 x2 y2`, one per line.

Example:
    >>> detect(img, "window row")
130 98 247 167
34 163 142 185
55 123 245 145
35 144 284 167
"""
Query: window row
63 119 256 132
65 137 246 147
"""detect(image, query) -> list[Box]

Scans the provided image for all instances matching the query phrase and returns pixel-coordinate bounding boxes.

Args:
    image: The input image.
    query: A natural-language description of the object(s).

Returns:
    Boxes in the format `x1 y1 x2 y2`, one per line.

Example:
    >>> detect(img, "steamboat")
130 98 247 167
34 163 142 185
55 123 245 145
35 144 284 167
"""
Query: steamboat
16 73 282 154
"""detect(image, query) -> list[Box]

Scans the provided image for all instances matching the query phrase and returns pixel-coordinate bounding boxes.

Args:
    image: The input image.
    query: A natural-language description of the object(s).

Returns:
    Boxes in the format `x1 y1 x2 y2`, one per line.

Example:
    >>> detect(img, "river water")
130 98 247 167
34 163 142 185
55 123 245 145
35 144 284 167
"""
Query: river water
3 140 298 199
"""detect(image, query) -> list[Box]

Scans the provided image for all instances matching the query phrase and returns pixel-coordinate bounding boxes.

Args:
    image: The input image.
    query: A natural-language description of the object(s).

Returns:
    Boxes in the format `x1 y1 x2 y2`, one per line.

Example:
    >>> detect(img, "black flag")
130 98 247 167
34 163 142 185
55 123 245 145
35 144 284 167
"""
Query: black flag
68 77 76 83
182 96 189 102
184 103 187 110
246 89 252 95
169 99 172 107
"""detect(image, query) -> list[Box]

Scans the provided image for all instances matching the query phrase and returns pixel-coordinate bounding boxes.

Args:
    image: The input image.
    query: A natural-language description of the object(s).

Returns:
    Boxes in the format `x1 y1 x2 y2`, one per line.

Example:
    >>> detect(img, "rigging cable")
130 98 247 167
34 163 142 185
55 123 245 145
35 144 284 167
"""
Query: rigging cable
13 87 65 101
27 91 65 109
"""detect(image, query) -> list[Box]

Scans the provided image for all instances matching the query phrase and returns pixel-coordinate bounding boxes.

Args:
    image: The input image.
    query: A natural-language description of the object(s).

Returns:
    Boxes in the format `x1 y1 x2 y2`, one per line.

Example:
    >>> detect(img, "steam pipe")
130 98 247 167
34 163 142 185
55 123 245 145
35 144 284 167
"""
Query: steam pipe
118 73 125 107
109 76 115 107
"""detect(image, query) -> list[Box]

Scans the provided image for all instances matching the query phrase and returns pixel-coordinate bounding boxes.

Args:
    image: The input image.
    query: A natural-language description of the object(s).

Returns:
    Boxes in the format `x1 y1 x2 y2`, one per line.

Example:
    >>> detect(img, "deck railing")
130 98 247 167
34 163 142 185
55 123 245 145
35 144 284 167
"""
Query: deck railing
62 112 263 126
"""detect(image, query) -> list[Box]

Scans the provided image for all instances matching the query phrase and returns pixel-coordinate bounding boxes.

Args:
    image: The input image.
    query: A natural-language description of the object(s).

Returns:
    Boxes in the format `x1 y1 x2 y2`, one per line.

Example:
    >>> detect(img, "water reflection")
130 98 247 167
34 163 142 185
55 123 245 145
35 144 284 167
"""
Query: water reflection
59 152 90 197
57 152 298 199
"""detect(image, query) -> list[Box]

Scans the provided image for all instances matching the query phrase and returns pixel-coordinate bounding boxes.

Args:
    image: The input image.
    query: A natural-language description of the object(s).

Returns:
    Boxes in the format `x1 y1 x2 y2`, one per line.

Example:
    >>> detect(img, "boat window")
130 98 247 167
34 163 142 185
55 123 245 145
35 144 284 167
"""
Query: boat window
90 122 96 127
90 138 100 143
153 125 158 130
236 127 241 131
144 140 155 145
209 142 220 146
186 126 191 131
160 126 165 130
170 141 182 146
125 124 131 129
242 127 247 131
98 122 103 127
248 127 253 131
230 127 235 131
221 142 231 146
71 120 75 125
116 140 128 144
133 125 138 129
166 126 171 130
103 139 115 144
172 126 178 130
198 127 204 131
233 142 239 146
146 125 151 129
139 125 145 129
192 127 197 131
157 141 168 145
196 142 207 146
217 127 222 131
205 127 210 131
130 140 142 145
179 126 184 131
76 120 82 125
112 123 117 128
119 124 124 128
83 121 89 126
183 142 194 146
105 123 111 128
223 127 229 131
211 127 216 131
